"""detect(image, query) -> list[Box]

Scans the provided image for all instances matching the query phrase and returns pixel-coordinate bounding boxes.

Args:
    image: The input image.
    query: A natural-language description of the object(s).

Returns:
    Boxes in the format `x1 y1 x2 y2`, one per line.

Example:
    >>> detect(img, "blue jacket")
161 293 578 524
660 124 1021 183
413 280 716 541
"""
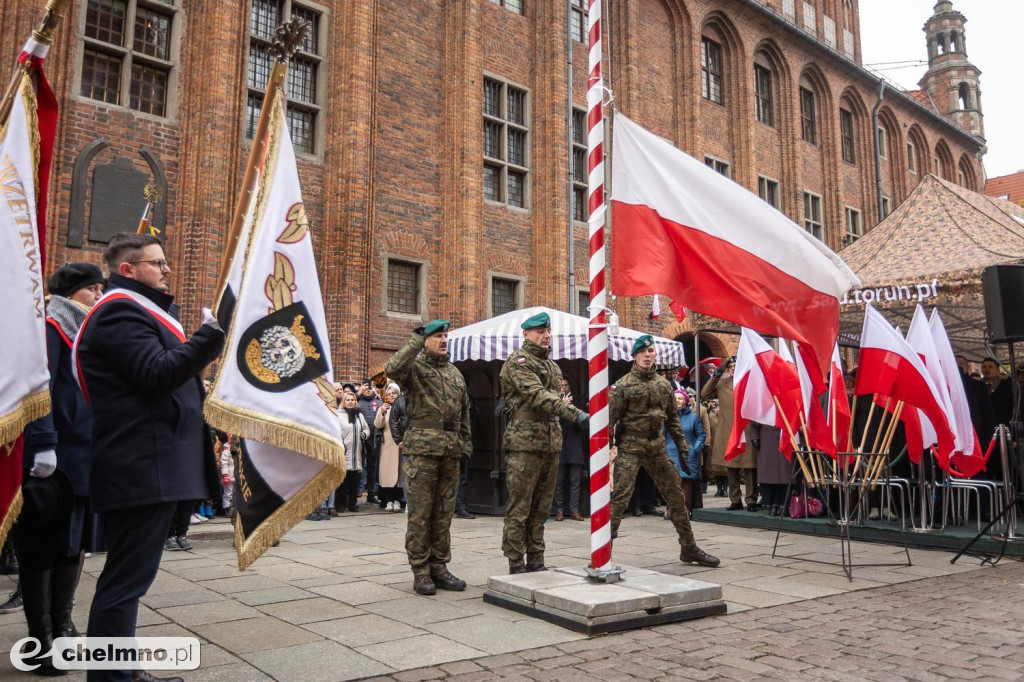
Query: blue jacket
24 318 93 495
665 406 706 479
75 275 224 513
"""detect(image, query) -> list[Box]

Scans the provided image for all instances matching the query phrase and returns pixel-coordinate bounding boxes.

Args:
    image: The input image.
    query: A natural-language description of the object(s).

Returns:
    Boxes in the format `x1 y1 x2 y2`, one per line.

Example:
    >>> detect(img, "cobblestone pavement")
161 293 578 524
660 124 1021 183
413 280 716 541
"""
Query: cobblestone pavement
0 499 1019 681
370 561 1024 682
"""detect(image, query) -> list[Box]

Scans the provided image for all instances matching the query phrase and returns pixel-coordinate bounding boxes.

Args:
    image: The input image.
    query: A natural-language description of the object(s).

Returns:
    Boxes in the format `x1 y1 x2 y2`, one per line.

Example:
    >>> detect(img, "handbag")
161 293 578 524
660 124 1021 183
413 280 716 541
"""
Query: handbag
789 495 807 519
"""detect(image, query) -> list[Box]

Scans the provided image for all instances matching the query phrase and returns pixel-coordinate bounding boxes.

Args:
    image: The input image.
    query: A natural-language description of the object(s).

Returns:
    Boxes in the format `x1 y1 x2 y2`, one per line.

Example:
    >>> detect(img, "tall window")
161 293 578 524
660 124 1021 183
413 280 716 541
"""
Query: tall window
803 191 823 240
572 108 587 222
483 76 531 208
881 196 891 219
758 176 779 209
701 38 723 104
839 109 855 164
488 0 523 14
386 259 422 315
704 156 730 178
907 141 917 174
80 0 177 116
844 207 862 243
754 64 773 126
570 0 588 44
491 277 521 316
800 87 817 145
577 288 591 317
247 0 323 155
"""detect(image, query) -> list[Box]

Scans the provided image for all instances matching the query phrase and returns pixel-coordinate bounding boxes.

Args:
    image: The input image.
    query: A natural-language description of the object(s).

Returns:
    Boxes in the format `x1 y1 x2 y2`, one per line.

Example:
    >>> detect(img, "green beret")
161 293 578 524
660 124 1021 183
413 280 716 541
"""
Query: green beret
631 334 655 356
521 312 551 330
424 319 450 336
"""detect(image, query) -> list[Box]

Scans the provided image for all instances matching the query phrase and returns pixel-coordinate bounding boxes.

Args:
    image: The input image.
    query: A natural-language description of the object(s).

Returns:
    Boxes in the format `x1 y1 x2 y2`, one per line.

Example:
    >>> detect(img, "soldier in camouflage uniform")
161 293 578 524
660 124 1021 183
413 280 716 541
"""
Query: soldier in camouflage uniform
610 335 720 568
385 319 472 595
500 312 589 574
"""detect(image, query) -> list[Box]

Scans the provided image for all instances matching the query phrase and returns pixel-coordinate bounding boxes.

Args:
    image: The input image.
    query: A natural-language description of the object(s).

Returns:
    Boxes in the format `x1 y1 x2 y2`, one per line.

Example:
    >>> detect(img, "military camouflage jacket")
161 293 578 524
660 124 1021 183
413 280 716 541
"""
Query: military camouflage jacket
500 340 583 453
385 334 471 458
610 366 688 456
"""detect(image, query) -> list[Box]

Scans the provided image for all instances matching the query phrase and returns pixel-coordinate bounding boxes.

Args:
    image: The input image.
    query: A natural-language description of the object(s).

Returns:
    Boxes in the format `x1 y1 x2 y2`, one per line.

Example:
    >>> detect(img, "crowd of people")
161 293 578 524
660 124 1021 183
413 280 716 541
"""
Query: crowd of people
5 231 1021 680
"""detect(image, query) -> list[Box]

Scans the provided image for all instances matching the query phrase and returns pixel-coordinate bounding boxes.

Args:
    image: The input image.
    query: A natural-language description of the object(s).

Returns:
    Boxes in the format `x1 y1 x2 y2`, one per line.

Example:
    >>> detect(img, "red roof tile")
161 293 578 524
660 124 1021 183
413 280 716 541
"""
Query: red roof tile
985 171 1024 205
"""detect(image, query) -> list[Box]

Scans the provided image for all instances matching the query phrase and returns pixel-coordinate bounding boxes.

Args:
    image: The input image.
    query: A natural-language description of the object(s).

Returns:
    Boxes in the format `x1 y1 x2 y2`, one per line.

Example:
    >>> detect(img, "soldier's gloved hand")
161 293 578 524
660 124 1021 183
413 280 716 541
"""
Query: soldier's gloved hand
201 307 223 332
412 324 426 337
712 365 725 378
30 449 57 478
751 439 761 450
575 412 589 427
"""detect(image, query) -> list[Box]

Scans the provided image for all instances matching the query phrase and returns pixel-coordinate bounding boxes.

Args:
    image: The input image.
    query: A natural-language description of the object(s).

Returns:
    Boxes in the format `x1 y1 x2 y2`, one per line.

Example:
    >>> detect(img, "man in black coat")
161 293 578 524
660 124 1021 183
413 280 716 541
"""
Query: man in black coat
75 234 224 682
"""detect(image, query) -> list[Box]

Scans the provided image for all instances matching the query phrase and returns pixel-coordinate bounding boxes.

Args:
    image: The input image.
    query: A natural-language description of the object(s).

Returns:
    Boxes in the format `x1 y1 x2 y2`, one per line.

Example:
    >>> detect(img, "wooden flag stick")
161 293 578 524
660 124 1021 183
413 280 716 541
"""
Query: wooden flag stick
0 0 71 126
856 398 876 453
774 396 815 487
870 396 893 454
870 401 905 487
797 412 823 483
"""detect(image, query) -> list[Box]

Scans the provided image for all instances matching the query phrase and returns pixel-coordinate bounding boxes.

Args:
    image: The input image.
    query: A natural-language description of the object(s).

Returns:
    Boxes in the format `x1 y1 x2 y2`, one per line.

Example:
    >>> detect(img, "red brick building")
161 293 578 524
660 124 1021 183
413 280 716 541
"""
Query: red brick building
1 0 986 377
986 171 1024 206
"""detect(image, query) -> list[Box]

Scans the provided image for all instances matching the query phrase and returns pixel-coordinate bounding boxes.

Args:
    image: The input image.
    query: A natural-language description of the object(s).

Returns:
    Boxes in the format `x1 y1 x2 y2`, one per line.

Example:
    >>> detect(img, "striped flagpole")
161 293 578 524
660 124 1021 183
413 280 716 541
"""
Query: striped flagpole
586 0 611 571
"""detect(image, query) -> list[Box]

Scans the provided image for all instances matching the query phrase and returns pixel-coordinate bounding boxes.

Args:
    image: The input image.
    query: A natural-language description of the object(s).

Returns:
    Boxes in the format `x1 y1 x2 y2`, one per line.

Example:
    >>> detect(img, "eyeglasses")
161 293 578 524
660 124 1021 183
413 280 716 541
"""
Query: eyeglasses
129 259 171 270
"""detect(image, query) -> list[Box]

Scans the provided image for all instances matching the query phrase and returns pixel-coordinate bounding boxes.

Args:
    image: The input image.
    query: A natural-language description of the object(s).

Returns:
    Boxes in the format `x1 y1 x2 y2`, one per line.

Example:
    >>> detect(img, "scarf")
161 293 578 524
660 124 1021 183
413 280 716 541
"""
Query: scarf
47 295 89 341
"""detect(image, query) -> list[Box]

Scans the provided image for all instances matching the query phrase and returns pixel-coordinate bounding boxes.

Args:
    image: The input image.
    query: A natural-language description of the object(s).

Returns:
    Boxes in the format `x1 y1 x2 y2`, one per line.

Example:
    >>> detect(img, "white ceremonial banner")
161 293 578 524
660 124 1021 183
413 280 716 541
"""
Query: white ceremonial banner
206 91 343 569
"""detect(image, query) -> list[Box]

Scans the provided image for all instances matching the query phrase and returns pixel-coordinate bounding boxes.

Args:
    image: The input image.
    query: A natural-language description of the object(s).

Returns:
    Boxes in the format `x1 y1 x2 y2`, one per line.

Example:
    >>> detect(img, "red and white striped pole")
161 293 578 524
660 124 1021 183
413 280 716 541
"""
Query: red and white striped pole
586 0 611 571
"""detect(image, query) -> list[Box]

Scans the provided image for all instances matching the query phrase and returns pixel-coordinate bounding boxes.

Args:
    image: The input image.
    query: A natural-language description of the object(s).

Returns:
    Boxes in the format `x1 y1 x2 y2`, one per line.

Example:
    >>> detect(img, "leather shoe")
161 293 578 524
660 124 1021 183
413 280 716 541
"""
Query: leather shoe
726 502 744 511
680 545 721 568
175 536 193 551
455 508 475 519
632 507 643 517
554 512 564 521
133 671 184 682
525 563 547 573
642 506 664 518
570 512 584 521
413 574 436 595
163 538 180 552
746 504 759 512
430 569 467 591
509 564 528 575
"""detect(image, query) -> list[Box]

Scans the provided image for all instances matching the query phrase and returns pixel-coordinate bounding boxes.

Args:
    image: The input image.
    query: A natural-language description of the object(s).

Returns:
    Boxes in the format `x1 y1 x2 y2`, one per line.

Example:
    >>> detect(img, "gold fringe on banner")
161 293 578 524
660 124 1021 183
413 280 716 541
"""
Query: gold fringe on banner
0 391 50 448
0 489 23 549
234 464 344 571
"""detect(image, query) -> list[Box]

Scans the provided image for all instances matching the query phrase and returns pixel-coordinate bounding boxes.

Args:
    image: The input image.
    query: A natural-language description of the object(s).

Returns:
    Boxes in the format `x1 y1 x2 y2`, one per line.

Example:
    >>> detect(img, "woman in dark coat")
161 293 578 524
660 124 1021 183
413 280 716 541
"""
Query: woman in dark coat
554 378 587 521
665 390 706 519
752 422 787 515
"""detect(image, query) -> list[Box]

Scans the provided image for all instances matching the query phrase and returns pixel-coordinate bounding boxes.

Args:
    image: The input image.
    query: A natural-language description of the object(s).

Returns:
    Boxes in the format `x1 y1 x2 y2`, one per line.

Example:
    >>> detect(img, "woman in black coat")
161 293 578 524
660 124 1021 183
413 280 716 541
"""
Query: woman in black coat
554 378 587 521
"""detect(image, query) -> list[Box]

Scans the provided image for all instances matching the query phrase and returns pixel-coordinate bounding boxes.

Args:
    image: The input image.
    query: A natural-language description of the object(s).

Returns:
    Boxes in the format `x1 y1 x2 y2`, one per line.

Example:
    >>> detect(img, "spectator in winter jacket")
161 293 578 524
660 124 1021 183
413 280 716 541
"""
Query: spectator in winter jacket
665 390 706 518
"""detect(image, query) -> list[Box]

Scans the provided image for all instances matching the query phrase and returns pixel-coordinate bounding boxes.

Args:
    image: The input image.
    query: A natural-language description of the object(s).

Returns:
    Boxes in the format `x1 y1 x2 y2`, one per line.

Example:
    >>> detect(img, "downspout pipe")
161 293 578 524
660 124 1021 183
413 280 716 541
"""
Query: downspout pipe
872 79 886 222
567 0 576 314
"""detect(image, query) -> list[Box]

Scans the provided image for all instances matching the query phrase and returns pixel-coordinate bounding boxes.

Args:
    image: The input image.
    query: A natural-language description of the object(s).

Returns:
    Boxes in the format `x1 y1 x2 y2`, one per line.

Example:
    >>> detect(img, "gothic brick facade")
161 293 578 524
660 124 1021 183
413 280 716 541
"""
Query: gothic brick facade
1 0 986 378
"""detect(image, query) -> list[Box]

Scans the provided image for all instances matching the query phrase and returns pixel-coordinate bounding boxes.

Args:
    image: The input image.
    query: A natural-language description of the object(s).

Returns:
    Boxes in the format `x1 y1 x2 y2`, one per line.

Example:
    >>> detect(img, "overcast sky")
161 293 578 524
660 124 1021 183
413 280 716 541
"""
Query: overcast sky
858 0 1023 181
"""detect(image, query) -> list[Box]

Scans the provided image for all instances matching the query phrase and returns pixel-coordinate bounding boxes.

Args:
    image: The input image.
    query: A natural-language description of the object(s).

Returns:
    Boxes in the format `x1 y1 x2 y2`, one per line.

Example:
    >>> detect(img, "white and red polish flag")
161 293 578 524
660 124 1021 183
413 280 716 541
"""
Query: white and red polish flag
0 37 59 545
725 328 803 460
781 339 837 457
929 308 987 477
906 305 957 469
609 112 859 376
826 344 852 453
854 305 955 464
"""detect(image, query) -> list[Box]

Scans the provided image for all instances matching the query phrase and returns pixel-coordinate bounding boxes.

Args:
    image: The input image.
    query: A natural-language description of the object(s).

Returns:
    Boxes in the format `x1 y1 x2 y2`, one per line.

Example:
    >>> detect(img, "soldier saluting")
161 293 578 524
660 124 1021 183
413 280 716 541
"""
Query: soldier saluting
500 312 588 574
610 335 720 568
385 319 472 596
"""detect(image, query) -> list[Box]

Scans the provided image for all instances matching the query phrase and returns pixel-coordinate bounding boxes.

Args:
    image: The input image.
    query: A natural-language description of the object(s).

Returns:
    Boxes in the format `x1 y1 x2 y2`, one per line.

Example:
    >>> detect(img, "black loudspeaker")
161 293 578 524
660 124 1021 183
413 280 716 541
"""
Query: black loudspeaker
982 264 1024 343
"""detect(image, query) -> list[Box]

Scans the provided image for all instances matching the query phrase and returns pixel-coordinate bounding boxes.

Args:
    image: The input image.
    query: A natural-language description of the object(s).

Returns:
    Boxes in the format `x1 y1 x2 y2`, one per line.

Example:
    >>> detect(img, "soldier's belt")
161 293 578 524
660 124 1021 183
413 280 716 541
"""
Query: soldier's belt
408 419 457 431
623 428 663 440
510 410 556 421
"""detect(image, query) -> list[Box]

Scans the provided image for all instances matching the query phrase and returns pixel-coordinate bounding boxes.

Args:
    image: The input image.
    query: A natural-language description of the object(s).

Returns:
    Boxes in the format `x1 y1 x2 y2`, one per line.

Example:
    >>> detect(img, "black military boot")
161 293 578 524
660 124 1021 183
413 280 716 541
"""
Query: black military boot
413 574 436 595
0 541 18 575
679 544 720 568
430 568 466 591
509 563 528 575
50 562 81 638
20 568 65 676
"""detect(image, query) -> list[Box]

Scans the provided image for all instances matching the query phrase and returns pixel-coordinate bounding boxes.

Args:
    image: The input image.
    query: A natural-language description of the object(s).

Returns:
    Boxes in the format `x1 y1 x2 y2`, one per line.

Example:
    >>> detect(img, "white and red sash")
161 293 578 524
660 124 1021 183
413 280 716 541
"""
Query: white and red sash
72 289 186 403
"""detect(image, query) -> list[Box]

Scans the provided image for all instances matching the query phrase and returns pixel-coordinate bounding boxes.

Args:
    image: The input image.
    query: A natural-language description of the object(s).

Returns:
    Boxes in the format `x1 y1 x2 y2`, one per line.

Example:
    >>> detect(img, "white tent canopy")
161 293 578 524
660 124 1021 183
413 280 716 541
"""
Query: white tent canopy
447 306 686 366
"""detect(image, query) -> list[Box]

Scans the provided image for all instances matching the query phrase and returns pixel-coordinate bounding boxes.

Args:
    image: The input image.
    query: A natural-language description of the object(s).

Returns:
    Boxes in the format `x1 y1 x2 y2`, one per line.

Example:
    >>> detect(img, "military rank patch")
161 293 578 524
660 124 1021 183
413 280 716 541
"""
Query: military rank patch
238 301 330 392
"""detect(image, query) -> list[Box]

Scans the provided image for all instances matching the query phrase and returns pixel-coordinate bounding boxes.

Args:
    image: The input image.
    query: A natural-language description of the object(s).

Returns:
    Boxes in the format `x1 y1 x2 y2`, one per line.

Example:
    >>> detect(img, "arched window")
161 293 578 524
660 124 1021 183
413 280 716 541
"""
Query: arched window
949 31 959 53
937 33 947 54
958 82 970 110
799 75 818 145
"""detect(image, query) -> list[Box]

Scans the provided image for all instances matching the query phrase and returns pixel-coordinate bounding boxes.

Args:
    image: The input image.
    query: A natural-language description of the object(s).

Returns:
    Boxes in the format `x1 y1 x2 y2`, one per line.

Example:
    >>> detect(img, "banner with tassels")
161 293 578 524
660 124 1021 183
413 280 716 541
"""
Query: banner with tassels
205 79 343 570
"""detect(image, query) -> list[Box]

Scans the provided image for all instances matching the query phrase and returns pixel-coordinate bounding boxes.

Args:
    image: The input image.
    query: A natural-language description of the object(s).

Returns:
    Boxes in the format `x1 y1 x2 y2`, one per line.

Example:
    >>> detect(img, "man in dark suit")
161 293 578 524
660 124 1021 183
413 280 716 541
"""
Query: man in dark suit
75 234 224 682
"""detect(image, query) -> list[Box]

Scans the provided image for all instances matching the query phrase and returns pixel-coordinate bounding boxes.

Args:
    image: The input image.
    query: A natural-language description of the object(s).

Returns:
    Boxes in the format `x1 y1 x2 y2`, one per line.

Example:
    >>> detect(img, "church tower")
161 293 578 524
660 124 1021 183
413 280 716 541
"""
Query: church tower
919 1 984 138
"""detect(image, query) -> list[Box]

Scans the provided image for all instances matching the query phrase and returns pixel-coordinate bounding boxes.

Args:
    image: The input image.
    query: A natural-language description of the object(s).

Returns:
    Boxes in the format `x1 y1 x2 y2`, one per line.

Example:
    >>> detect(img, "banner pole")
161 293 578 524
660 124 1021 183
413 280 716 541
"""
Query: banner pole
586 0 612 573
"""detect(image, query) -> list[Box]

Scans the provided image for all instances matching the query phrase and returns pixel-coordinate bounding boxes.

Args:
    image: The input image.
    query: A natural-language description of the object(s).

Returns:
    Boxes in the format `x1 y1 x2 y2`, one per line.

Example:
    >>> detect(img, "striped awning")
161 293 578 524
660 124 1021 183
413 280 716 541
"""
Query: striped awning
447 307 686 366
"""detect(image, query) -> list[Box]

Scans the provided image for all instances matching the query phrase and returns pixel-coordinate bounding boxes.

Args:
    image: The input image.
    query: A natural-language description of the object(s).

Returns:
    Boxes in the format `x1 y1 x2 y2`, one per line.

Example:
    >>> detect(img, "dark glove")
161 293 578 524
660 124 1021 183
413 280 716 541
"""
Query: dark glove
678 457 692 477
751 439 761 450
412 324 426 337
712 365 725 378
575 412 589 427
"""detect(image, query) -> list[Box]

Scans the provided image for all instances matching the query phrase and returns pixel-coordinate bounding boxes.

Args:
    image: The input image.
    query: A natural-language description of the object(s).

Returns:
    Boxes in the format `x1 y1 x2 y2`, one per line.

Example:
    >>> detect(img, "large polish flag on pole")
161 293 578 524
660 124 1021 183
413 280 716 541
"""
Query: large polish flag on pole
609 113 859 375
826 344 852 454
782 339 836 457
906 304 956 466
854 305 955 465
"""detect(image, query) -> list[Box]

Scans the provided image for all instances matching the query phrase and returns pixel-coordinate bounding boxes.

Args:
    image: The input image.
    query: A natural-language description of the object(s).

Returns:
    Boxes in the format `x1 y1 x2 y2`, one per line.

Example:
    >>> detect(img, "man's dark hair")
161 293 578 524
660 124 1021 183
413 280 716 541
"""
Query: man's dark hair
982 357 1000 367
104 233 162 270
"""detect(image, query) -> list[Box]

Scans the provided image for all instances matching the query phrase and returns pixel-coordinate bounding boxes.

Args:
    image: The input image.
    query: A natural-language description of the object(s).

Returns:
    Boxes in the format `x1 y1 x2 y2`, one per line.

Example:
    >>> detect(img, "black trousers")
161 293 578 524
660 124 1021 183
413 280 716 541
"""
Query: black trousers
627 467 659 510
337 470 361 511
87 501 175 682
167 500 194 538
363 438 380 498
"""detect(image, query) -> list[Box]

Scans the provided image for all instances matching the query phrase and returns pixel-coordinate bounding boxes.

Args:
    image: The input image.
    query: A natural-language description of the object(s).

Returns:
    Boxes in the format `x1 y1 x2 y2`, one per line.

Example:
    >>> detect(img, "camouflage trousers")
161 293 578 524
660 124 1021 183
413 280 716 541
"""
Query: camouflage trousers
404 454 460 576
611 448 696 547
502 450 559 567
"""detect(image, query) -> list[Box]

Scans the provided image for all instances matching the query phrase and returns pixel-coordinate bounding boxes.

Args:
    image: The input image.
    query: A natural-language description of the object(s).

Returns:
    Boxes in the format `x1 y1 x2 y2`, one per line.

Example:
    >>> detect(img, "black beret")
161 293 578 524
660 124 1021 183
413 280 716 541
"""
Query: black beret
48 263 104 297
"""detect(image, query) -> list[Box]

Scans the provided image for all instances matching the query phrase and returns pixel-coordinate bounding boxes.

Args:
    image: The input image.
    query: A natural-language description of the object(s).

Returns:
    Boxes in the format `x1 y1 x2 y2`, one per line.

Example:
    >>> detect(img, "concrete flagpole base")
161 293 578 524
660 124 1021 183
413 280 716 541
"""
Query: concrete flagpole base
483 565 726 635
